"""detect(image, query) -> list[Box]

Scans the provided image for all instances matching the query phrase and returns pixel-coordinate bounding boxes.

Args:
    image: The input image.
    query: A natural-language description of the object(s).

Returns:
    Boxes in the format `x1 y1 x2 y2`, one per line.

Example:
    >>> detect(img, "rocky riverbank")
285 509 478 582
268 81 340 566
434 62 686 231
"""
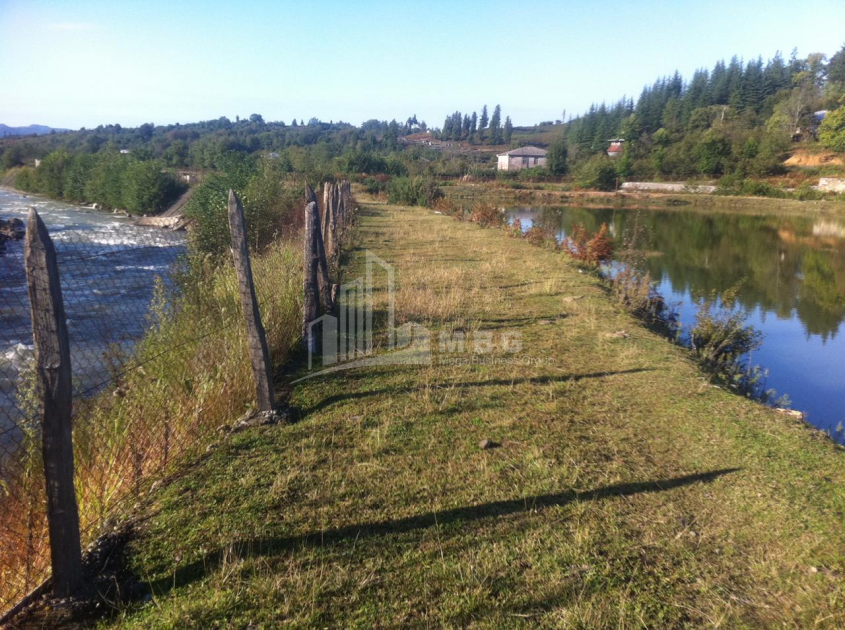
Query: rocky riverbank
0 217 25 251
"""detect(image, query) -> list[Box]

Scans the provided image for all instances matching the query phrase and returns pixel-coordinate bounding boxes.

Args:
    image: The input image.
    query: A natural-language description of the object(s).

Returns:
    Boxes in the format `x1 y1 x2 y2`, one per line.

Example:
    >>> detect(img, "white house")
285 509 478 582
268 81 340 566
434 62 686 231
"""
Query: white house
497 146 547 171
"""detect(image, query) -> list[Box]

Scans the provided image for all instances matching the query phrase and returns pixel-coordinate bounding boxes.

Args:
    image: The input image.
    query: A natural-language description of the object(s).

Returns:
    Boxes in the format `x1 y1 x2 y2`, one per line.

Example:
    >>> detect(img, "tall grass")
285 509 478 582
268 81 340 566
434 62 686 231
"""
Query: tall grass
0 238 303 612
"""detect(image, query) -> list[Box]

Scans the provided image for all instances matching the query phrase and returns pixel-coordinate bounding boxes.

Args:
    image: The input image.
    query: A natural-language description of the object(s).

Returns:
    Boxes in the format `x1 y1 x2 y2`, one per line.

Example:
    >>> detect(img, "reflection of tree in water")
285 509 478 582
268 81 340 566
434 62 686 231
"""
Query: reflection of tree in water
536 207 845 340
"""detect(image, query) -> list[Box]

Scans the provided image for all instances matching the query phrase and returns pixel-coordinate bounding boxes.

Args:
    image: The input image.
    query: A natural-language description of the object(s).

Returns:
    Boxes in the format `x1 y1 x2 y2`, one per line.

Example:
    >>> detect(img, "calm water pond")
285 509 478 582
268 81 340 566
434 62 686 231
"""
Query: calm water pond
507 205 845 437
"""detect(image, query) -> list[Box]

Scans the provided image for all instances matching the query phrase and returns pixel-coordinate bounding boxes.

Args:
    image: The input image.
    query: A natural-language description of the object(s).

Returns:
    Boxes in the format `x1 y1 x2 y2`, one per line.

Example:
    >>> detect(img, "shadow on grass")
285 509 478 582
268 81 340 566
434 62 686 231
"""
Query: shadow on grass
145 467 738 597
299 368 655 416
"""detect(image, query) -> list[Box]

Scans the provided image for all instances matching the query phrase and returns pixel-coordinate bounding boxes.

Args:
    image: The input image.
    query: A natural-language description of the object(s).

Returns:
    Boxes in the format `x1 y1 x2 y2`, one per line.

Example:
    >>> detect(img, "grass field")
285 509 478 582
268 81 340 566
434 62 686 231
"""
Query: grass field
100 200 845 628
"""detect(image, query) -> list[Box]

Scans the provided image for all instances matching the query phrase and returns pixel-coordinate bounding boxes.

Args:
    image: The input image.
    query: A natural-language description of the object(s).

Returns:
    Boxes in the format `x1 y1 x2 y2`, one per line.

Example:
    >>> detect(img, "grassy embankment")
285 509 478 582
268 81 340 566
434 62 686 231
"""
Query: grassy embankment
444 182 845 217
100 199 845 628
0 241 302 615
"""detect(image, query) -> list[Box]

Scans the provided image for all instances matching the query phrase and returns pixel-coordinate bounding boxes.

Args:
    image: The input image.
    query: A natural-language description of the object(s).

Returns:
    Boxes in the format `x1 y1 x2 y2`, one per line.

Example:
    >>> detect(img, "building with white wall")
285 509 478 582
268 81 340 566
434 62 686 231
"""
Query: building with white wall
497 146 547 171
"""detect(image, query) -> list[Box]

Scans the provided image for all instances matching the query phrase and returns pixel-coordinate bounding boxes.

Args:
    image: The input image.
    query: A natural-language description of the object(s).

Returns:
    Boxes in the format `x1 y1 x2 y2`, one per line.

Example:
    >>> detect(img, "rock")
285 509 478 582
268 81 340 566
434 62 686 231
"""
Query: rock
0 217 26 247
605 330 630 339
233 405 293 431
775 407 805 420
478 439 500 450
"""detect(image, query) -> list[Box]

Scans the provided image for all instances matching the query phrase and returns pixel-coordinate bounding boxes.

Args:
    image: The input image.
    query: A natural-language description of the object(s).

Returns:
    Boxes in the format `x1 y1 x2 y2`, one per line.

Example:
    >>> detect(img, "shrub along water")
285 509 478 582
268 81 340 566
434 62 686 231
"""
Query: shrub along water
13 151 185 215
387 176 444 207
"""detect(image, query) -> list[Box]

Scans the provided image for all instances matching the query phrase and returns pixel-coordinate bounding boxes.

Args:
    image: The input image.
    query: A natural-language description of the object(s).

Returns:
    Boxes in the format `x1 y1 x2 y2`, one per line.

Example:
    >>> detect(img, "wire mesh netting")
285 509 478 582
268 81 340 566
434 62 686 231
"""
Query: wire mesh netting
0 196 303 615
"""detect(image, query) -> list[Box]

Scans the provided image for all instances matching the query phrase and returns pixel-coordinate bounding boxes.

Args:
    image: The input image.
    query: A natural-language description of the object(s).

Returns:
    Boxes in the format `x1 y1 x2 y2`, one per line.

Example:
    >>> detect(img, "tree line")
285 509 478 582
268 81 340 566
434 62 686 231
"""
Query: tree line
437 104 514 145
557 46 845 183
14 150 185 215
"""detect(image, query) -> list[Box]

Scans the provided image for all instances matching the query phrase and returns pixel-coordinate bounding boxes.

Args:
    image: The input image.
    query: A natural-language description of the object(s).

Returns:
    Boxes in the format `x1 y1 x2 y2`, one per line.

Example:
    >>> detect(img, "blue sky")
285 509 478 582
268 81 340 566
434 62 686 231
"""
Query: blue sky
1 0 844 130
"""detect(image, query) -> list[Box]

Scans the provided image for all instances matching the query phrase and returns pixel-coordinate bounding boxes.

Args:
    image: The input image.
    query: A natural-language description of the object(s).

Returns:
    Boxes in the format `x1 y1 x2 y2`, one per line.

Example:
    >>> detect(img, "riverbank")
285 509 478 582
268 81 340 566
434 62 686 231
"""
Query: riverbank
77 199 845 628
445 182 845 216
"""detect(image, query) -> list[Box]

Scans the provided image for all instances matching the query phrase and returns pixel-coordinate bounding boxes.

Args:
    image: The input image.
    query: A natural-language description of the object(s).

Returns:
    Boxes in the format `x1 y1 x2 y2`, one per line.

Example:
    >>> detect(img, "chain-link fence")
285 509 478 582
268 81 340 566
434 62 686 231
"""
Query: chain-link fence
0 194 306 616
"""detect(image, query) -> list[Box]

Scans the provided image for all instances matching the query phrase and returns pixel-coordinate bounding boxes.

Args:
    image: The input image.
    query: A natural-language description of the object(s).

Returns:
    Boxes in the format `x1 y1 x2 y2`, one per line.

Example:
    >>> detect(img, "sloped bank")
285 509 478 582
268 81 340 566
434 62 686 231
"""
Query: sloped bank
71 201 845 628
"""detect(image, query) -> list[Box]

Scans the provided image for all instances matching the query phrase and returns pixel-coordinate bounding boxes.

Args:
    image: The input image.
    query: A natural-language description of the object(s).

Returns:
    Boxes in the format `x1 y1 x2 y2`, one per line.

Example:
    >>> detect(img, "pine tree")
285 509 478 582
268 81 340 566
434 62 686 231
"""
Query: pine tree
504 116 513 144
479 105 489 140
489 105 502 144
828 44 845 84
470 111 478 136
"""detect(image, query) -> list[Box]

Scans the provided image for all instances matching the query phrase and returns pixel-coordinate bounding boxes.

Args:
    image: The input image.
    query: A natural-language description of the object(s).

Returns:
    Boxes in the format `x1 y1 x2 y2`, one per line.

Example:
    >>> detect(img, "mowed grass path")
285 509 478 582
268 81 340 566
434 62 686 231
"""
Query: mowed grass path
110 202 845 628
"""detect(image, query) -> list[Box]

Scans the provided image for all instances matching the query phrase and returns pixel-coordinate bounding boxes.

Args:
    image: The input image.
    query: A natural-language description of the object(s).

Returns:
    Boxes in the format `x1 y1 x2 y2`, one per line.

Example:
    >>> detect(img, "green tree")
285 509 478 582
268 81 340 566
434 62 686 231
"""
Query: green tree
695 130 731 174
828 44 845 84
479 105 488 130
123 160 177 215
1 144 24 170
488 105 502 144
818 103 845 152
503 116 513 144
575 154 617 191
37 150 72 198
546 135 568 175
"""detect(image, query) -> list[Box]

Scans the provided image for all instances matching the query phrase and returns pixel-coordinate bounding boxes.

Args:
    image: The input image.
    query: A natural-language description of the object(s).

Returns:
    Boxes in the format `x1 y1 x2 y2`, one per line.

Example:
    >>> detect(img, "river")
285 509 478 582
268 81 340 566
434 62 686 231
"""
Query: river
507 204 845 438
0 189 185 447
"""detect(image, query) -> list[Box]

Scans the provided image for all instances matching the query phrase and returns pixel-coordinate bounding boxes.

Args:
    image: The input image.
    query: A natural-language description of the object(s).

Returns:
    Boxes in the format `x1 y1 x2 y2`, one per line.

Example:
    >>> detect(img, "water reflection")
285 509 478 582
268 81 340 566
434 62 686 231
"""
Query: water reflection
507 205 845 435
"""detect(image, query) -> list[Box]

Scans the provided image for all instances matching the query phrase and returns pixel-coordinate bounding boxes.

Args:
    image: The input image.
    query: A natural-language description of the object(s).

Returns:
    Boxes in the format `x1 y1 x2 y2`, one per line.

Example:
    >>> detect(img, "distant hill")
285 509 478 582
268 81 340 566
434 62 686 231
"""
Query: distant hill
0 124 70 137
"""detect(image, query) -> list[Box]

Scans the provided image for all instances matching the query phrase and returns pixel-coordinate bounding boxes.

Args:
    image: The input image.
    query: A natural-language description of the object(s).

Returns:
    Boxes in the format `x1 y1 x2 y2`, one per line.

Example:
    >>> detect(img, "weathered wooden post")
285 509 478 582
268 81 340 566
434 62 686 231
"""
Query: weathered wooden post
23 209 84 598
306 184 333 310
323 182 336 264
306 182 325 236
302 201 320 353
228 190 275 412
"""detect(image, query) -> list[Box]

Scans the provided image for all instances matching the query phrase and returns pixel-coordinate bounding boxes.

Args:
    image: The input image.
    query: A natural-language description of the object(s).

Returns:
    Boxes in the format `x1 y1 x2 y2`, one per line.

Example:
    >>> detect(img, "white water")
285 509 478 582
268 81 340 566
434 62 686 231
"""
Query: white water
0 189 185 447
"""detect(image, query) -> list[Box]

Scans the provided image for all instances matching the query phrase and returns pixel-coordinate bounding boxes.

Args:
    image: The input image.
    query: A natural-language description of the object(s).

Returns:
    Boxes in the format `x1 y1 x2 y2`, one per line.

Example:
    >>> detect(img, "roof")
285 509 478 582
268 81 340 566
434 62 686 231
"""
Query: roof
497 146 547 158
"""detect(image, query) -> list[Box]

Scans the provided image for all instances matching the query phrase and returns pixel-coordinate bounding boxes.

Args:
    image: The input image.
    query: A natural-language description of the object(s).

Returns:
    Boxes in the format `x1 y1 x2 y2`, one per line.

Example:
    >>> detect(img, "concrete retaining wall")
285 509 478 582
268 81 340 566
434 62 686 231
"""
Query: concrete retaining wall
818 178 845 193
621 182 717 194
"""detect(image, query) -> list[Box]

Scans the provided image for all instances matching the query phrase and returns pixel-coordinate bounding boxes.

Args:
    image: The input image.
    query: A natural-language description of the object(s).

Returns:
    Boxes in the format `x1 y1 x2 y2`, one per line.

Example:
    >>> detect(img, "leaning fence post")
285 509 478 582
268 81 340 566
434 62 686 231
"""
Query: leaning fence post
302 201 320 353
23 209 84 598
227 190 275 412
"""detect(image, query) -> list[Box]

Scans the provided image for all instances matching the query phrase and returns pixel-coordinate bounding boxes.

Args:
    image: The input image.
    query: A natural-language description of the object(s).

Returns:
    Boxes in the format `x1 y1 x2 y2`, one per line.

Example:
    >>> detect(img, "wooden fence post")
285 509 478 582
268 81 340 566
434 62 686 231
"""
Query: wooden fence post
302 201 320 353
323 182 336 265
227 190 275 412
23 209 84 598
305 184 333 311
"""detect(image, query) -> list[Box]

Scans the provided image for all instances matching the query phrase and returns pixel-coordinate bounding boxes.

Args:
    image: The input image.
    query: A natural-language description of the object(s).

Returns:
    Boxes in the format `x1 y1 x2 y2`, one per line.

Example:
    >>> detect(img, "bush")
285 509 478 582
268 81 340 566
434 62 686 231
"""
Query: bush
469 203 502 228
524 225 557 248
563 223 614 264
387 176 444 207
186 159 301 258
13 166 38 192
123 160 180 214
11 149 183 214
574 155 617 191
361 175 389 196
690 286 765 395
716 175 786 198
818 105 845 153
